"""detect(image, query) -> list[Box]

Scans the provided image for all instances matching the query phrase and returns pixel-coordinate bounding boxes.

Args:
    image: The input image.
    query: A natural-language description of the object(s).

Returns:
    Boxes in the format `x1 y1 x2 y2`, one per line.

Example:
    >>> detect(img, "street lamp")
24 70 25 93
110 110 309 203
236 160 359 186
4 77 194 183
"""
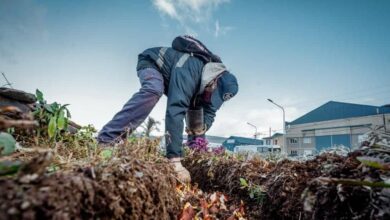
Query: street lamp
267 99 287 153
247 122 258 139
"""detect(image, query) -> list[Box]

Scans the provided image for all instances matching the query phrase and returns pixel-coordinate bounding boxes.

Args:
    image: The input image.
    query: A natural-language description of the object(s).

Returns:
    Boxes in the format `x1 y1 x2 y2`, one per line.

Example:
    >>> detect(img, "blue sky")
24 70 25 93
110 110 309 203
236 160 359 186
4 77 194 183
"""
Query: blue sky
1 0 389 137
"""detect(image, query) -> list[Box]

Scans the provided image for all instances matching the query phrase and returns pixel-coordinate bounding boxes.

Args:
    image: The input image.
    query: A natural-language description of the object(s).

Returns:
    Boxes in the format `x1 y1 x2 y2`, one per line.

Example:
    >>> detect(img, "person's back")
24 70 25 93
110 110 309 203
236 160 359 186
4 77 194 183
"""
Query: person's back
137 47 205 95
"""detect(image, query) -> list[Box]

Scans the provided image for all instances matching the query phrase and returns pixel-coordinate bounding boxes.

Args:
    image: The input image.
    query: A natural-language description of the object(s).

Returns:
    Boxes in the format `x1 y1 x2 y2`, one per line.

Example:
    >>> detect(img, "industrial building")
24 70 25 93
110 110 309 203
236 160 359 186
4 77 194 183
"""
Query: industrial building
285 101 390 156
222 136 264 151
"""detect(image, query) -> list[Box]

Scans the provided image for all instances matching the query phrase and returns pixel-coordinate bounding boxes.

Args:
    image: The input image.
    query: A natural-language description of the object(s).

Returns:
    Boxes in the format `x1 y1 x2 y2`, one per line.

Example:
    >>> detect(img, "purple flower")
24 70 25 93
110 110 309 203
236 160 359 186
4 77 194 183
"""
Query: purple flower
187 137 209 152
187 138 226 155
212 146 225 155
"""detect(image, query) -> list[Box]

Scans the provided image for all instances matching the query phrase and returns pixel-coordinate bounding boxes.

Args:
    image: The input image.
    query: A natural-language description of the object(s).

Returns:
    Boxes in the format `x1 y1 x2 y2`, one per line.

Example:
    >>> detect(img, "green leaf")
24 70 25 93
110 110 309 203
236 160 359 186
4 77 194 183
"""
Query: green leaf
240 178 249 187
59 104 70 111
48 116 57 139
0 160 22 176
0 132 16 156
51 102 59 112
357 156 390 171
100 149 113 159
65 108 71 118
57 110 66 130
47 164 59 173
249 191 255 199
59 104 71 119
64 118 69 130
43 104 54 113
35 89 44 103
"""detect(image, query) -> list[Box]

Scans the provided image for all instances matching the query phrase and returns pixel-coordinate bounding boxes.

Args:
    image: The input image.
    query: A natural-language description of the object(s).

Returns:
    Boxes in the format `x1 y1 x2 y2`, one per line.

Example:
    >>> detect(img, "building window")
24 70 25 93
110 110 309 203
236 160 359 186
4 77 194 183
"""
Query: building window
289 138 298 144
257 147 266 152
291 150 298 156
227 139 235 144
303 137 311 144
274 140 278 145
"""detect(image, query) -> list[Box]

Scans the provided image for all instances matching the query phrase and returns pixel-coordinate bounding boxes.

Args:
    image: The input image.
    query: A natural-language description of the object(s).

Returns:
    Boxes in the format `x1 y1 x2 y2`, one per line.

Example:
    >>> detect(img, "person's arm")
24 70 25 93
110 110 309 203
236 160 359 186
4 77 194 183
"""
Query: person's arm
203 101 218 131
165 68 197 158
186 99 218 143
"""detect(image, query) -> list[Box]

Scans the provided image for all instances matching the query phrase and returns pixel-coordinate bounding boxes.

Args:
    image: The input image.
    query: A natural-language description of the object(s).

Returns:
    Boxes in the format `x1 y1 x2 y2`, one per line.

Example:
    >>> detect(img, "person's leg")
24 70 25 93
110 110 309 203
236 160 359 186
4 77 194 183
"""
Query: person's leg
97 68 164 143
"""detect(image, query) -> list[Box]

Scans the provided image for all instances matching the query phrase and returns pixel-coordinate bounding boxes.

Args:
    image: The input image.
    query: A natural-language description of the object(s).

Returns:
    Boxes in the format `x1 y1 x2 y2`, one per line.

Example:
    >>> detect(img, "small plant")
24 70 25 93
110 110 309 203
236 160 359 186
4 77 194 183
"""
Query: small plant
34 89 71 142
74 124 97 144
240 177 266 204
212 146 225 155
140 117 160 137
187 137 209 152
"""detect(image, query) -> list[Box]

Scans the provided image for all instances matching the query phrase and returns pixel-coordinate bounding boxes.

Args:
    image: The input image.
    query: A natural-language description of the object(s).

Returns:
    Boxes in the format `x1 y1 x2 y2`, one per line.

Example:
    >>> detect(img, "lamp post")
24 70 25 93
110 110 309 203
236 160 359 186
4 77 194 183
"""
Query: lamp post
247 122 258 139
267 99 287 153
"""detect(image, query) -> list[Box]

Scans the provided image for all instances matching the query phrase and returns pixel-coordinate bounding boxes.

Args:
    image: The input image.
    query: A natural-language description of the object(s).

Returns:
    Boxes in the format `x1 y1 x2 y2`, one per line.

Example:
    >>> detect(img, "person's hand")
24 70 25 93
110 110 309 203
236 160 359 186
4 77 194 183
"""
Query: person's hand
185 124 207 136
169 158 191 183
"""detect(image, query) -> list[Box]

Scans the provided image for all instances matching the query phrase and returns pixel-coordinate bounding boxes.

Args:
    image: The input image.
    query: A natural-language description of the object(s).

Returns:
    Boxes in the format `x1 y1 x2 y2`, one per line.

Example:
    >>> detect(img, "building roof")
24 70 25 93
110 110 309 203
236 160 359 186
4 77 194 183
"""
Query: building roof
264 133 284 139
206 135 227 144
222 136 264 151
271 133 283 138
183 135 227 143
290 101 390 125
224 136 263 145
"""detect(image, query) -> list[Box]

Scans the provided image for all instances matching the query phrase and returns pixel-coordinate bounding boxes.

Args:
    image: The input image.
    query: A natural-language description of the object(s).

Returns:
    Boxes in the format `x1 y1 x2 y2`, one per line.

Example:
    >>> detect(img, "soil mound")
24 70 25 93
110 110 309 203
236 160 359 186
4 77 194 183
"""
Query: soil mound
184 148 390 219
0 151 179 220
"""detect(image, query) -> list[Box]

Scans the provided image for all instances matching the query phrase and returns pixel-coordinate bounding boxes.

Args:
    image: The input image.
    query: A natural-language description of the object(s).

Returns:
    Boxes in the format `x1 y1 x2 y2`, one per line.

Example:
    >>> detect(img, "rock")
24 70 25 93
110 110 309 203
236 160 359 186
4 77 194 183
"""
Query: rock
0 96 32 113
0 87 36 104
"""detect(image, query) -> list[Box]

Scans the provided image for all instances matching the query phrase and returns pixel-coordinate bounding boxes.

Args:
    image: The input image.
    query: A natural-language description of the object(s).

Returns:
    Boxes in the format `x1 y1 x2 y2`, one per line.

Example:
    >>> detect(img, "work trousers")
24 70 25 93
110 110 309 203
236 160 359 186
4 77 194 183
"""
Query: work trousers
97 68 164 143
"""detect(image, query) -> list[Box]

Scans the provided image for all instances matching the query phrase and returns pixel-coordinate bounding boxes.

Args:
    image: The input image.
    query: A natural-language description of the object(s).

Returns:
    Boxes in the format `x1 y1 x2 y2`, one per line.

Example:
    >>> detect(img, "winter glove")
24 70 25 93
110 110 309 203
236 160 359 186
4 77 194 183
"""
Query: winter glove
169 158 191 183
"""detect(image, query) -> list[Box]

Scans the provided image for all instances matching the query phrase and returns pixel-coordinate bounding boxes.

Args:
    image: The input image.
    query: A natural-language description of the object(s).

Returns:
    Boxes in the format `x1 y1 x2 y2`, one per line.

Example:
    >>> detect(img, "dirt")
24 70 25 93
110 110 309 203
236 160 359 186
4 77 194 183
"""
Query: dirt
183 151 390 220
303 151 390 220
2 118 390 220
1 145 389 220
0 151 180 220
176 184 246 220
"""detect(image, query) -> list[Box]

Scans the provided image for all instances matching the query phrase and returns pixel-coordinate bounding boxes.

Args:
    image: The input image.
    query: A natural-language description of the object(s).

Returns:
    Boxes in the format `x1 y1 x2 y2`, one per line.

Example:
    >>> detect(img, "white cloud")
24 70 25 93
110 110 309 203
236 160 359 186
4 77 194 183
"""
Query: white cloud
153 0 179 19
153 0 229 22
214 20 233 37
207 104 302 138
152 0 231 36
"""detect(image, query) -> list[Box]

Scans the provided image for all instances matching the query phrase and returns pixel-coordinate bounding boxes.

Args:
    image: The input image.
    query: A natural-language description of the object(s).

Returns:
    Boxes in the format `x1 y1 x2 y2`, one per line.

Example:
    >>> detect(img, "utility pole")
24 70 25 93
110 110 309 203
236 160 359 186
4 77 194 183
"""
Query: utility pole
247 122 258 139
268 127 272 145
267 99 286 153
269 127 271 138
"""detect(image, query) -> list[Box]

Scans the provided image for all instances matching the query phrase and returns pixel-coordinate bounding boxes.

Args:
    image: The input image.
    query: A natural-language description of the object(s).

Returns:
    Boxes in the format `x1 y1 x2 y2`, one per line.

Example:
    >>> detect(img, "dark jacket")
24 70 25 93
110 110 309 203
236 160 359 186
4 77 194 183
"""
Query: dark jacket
137 47 231 158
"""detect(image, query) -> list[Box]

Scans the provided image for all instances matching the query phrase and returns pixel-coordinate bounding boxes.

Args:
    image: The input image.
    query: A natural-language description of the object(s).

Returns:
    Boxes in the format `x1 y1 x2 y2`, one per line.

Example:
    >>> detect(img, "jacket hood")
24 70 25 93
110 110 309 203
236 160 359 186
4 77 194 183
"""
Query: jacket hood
198 62 227 94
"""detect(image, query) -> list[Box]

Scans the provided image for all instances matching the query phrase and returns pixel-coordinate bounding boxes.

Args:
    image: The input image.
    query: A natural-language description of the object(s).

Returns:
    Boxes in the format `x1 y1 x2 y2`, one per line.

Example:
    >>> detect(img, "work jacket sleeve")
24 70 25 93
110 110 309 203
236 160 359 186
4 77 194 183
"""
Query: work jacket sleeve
165 68 197 158
203 102 218 130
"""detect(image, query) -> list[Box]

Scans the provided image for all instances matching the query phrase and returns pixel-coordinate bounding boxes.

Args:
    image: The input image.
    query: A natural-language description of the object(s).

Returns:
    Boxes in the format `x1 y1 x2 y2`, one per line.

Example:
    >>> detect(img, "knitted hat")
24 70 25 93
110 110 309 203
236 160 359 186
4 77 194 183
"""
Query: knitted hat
210 71 238 108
